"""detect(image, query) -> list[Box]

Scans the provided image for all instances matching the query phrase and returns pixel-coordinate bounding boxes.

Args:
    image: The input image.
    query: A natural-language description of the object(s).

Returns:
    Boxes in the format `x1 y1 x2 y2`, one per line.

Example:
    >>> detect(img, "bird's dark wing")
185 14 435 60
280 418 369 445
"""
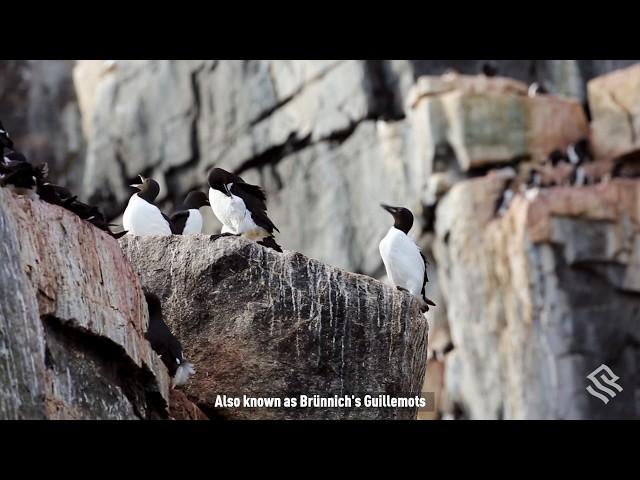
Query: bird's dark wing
230 182 280 234
420 251 436 307
232 180 267 202
169 210 190 235
144 294 184 376
258 236 283 252
159 211 176 234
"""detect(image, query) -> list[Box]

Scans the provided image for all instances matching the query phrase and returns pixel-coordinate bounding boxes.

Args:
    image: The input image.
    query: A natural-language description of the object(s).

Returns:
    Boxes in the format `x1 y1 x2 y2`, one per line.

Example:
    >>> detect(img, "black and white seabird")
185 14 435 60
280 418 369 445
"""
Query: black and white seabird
567 138 592 166
169 191 210 235
207 167 282 252
143 291 195 388
0 120 14 156
379 204 436 312
527 82 549 97
0 120 127 238
548 148 569 167
123 175 172 236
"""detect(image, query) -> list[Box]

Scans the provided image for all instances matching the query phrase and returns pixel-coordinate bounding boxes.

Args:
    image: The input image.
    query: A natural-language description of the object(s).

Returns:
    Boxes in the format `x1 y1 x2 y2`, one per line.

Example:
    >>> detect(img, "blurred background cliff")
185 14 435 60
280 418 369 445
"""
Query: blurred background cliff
2 60 639 419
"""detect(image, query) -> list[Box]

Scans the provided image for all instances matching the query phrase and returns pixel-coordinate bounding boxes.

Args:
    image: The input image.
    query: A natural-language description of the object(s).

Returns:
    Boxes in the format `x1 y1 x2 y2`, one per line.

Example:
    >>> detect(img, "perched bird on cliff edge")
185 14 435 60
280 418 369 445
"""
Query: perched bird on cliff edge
379 204 436 313
123 175 172 236
143 291 195 388
0 120 14 156
169 191 210 235
207 167 282 252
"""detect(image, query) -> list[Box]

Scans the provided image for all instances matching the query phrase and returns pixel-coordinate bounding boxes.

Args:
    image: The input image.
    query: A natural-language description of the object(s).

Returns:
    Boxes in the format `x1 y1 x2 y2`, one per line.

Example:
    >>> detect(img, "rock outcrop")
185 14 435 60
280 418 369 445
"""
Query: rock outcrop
434 177 640 419
0 187 170 419
119 235 430 420
7 60 640 421
588 64 640 160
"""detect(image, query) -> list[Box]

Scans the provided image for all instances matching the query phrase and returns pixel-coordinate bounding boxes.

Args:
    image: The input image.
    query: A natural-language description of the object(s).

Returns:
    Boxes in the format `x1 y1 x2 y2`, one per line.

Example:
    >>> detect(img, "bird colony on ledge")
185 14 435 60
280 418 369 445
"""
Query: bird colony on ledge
0 118 435 390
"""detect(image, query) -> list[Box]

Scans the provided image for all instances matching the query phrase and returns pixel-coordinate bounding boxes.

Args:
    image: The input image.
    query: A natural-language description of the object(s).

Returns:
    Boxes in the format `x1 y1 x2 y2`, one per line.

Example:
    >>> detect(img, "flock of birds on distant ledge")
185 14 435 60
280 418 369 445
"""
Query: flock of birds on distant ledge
494 136 640 217
1 119 435 390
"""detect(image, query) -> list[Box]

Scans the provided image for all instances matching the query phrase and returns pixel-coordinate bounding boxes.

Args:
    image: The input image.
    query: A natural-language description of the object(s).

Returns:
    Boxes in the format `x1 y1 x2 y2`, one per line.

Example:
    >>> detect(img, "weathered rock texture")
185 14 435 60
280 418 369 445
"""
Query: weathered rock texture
119 235 429 420
408 74 589 171
588 64 640 160
8 60 640 421
0 60 85 192
0 187 170 419
74 60 639 269
434 178 640 419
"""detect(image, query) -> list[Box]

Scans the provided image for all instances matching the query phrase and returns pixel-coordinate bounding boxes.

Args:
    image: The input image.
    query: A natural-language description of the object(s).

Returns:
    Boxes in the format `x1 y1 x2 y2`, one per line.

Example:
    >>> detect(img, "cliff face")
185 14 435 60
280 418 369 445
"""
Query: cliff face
435 177 640 419
0 60 85 192
0 188 169 419
73 60 637 273
120 235 429 420
5 60 640 420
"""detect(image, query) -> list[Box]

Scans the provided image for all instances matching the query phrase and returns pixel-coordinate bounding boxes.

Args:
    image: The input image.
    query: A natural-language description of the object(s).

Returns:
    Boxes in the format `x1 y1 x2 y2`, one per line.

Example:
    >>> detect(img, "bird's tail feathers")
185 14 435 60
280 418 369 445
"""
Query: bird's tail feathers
258 236 283 253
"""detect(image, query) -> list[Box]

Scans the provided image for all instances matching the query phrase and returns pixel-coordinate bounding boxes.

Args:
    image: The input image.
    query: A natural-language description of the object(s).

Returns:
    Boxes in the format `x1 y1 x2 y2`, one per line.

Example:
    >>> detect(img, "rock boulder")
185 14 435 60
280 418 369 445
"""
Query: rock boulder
120 235 429 420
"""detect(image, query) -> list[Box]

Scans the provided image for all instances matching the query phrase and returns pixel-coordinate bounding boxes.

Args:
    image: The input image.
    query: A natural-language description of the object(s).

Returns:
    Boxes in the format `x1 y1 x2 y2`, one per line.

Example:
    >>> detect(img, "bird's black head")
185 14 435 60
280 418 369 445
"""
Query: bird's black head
381 204 414 234
207 167 234 197
131 175 160 203
183 191 210 209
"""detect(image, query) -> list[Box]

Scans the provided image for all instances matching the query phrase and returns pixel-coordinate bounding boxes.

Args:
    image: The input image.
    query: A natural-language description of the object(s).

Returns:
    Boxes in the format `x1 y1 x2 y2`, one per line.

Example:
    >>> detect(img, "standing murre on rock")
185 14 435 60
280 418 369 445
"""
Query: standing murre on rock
379 204 436 312
143 291 195 388
169 191 210 235
123 175 172 236
207 167 282 252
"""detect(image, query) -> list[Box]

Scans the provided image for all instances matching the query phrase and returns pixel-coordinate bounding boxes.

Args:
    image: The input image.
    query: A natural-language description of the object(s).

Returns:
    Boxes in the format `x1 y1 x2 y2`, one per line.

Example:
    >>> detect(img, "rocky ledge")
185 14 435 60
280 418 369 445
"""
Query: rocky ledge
0 187 169 419
119 235 429 420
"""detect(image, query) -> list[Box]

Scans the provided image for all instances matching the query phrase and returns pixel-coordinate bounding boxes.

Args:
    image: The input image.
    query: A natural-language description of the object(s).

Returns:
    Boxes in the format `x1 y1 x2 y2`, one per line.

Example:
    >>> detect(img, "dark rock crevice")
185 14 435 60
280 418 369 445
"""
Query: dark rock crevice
41 315 168 420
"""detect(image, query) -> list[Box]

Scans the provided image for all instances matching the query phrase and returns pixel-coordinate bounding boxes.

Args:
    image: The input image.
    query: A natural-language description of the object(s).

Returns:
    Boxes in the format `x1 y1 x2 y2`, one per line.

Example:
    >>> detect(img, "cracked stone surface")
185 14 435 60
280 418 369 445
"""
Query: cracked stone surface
433 177 640 419
0 187 170 419
119 235 429 420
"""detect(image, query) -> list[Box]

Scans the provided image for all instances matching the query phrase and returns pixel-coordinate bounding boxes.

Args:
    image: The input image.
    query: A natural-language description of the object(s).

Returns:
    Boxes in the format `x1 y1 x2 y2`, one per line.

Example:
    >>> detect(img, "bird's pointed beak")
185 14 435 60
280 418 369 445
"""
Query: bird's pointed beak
130 175 145 190
223 183 233 197
381 203 395 213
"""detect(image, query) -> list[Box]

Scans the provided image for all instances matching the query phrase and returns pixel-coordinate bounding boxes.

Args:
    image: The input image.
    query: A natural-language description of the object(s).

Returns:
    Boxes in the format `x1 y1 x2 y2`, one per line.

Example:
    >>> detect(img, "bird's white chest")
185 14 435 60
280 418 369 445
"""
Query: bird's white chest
209 187 260 235
123 194 171 236
379 227 425 296
183 209 203 234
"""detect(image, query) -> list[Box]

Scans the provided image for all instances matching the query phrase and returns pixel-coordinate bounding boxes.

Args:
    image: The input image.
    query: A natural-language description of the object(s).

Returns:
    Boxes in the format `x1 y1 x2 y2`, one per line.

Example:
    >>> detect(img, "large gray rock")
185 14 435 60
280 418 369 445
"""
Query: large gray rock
407 74 589 172
119 235 429 420
433 177 640 419
0 187 170 419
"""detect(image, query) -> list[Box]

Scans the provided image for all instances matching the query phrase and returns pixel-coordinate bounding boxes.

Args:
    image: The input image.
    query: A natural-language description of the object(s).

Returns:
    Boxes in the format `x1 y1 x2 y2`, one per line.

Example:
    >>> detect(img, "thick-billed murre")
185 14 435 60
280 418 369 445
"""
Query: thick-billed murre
170 191 210 235
123 175 172 236
207 167 282 252
143 291 195 388
379 204 436 312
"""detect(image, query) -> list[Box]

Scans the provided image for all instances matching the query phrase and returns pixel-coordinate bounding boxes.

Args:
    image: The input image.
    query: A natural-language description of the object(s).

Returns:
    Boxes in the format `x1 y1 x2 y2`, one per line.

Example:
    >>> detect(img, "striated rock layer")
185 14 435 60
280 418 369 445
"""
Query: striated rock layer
120 235 430 420
434 177 640 419
0 187 170 419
